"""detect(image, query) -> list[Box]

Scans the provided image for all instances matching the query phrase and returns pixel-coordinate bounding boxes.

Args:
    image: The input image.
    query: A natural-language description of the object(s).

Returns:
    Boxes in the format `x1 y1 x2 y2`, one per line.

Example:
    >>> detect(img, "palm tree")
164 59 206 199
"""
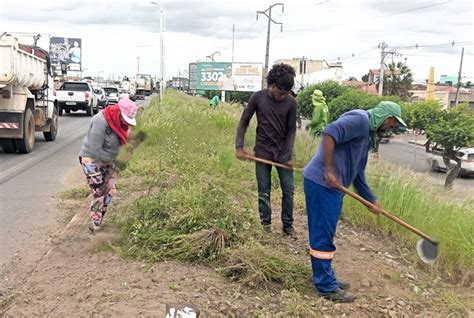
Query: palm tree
382 61 413 100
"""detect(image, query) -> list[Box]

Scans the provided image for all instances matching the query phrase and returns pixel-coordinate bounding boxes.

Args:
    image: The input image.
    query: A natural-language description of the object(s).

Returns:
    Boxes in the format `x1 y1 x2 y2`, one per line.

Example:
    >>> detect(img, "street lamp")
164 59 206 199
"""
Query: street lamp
150 1 165 101
206 51 220 62
97 70 104 88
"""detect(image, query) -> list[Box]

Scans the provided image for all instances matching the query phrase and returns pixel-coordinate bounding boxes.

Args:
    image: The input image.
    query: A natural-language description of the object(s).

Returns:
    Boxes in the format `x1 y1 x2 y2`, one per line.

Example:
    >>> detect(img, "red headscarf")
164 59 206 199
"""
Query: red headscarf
103 105 129 144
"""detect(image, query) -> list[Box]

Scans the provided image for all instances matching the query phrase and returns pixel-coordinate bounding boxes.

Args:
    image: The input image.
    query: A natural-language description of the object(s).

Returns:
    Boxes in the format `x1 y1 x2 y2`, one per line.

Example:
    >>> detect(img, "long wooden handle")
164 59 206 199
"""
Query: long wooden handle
336 184 438 244
243 154 303 171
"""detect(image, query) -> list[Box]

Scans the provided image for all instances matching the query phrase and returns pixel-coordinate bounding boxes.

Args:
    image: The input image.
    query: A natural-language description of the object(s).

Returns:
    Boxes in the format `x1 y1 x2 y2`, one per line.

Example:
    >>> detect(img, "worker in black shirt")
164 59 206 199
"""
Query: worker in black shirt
235 63 297 236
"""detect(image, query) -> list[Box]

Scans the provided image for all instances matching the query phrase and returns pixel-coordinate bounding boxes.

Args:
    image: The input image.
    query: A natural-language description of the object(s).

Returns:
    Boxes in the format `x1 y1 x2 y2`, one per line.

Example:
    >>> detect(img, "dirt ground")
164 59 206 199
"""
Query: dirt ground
1 167 473 317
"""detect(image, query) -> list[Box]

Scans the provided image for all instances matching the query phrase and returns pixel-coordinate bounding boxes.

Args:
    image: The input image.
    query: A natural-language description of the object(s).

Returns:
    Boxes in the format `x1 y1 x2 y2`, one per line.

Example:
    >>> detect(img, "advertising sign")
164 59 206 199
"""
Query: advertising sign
49 37 82 71
232 63 263 92
195 62 262 92
196 62 231 90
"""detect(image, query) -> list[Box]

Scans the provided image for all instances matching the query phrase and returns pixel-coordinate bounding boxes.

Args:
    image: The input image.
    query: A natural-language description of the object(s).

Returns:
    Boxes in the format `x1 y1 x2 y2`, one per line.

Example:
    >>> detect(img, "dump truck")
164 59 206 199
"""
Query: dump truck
136 74 153 98
0 35 58 153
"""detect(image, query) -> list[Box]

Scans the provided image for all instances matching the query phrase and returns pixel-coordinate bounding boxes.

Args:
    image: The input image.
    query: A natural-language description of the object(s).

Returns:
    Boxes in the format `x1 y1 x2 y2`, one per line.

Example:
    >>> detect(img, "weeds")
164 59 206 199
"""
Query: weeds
117 90 472 293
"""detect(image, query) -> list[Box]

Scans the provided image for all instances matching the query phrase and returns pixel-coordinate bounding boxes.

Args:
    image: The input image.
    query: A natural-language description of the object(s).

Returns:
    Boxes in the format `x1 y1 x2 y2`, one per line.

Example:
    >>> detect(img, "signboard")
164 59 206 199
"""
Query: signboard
195 62 263 92
49 37 82 71
188 63 197 90
232 63 263 92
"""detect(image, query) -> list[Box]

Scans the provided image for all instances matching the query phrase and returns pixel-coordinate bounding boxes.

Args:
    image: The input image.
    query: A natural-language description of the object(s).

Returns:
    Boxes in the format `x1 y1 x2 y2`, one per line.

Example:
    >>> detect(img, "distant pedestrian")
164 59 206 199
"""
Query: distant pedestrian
303 101 407 303
235 63 297 236
210 95 220 109
79 98 138 232
307 89 329 137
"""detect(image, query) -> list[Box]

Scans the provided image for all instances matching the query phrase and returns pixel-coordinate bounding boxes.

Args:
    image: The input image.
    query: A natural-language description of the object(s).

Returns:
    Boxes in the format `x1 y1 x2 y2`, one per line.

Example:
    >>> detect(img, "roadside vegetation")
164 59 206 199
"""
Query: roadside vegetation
113 91 472 297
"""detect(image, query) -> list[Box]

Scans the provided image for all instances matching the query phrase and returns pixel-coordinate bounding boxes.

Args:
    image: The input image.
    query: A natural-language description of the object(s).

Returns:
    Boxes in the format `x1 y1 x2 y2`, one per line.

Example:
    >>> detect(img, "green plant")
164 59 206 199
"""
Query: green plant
296 80 348 119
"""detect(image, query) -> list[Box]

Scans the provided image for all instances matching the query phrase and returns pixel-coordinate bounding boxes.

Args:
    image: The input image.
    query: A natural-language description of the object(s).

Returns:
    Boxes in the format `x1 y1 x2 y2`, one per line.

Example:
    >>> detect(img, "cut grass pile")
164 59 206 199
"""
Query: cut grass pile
116 91 310 289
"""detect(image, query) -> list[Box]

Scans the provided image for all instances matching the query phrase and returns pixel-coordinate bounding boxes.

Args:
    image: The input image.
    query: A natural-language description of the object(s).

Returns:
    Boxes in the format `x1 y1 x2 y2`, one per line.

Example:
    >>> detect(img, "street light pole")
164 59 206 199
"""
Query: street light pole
206 51 220 62
151 1 166 101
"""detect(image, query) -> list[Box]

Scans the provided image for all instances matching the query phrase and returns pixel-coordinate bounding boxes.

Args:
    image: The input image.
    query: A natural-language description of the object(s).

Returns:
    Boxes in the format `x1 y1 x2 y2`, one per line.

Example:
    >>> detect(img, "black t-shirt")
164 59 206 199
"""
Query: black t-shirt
235 89 297 163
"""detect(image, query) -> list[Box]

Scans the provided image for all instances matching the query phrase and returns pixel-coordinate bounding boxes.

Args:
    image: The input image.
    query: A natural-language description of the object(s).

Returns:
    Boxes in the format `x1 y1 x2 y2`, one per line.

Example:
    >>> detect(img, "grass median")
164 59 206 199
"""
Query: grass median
116 91 472 290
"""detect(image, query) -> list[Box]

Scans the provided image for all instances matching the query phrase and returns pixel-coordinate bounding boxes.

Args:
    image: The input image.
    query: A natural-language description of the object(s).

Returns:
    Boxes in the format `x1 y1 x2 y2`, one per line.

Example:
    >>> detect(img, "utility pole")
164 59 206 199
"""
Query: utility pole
160 0 165 102
454 47 464 107
257 3 284 88
232 24 235 64
377 41 397 96
378 42 387 96
152 1 165 101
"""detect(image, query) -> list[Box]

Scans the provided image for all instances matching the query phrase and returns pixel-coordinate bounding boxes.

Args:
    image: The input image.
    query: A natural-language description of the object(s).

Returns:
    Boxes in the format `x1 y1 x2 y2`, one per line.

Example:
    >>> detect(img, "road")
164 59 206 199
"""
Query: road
378 139 474 189
0 99 149 271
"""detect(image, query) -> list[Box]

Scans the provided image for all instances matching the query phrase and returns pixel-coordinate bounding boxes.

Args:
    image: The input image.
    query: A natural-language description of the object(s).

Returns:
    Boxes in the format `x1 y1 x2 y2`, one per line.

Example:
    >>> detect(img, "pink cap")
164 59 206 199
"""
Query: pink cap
118 98 138 126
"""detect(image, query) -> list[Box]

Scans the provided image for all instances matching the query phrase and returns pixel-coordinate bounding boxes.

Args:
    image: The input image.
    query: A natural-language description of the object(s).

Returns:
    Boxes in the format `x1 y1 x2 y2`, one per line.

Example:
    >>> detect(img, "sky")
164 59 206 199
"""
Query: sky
1 0 473 83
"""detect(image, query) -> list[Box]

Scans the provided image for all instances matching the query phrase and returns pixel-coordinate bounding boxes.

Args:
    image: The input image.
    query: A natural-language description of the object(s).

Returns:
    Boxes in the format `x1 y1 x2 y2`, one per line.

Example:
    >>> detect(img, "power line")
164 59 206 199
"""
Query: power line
285 0 454 33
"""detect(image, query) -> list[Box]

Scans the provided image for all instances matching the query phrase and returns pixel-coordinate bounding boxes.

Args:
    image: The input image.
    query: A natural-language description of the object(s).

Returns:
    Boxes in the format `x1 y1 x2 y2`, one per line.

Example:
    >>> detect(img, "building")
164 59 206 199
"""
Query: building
367 69 401 84
410 84 474 109
341 80 378 95
274 58 343 88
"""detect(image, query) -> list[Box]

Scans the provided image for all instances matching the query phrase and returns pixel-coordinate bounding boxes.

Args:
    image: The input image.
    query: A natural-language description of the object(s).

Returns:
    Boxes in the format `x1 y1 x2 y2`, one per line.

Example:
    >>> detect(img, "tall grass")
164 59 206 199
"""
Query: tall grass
117 91 472 288
344 159 473 285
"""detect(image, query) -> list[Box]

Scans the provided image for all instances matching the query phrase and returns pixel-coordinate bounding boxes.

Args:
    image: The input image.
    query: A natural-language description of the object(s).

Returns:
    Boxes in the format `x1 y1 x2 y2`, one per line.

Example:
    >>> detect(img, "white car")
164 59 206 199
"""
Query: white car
104 87 120 105
426 147 474 177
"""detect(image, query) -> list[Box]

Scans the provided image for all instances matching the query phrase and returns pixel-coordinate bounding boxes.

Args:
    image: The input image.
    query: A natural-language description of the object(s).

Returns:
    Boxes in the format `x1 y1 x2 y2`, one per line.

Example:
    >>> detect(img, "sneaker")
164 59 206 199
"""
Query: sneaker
89 222 101 233
263 224 272 233
320 288 356 303
338 280 351 290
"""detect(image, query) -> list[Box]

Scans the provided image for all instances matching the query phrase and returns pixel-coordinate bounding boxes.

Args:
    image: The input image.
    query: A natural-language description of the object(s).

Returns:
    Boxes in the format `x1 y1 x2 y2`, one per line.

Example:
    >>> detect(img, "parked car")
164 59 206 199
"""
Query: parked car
103 87 120 105
56 81 98 116
426 147 474 177
94 88 108 108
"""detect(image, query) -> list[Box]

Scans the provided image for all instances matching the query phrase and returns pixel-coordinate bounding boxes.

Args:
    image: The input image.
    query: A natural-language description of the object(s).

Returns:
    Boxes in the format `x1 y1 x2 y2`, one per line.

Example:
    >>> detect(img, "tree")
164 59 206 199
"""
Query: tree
228 91 253 105
347 76 357 81
327 89 401 122
425 104 474 188
296 80 348 119
401 100 443 151
361 74 369 83
380 61 413 100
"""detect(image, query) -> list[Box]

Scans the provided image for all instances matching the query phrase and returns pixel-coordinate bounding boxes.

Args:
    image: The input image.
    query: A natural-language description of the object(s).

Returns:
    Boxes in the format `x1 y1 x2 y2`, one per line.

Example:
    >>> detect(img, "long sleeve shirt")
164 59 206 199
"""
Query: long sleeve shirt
235 89 297 164
303 110 376 203
79 112 121 163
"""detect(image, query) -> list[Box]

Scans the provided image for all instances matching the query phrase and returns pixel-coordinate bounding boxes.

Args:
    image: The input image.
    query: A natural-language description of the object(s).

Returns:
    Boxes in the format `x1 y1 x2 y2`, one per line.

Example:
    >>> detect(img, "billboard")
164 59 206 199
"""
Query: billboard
49 37 82 71
195 62 262 92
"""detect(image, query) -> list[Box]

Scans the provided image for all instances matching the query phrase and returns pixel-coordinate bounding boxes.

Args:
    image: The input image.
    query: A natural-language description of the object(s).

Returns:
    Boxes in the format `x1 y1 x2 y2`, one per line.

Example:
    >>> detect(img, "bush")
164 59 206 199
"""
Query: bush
296 80 348 119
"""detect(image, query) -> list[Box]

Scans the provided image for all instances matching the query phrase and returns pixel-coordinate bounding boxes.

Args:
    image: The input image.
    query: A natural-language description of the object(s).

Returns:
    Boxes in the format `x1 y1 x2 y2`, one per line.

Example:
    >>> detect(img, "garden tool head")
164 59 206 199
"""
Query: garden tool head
416 239 440 264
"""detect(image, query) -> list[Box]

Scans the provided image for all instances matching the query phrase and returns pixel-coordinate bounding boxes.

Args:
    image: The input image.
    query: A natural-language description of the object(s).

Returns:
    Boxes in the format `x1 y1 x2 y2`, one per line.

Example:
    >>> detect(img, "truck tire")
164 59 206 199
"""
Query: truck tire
93 103 99 115
59 106 64 116
44 106 58 141
1 139 17 153
16 109 35 154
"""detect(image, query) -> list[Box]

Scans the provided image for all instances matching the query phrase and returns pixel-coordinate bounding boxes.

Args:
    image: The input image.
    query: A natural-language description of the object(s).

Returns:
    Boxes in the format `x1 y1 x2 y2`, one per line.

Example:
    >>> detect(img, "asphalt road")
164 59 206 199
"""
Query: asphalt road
0 99 149 270
378 139 474 189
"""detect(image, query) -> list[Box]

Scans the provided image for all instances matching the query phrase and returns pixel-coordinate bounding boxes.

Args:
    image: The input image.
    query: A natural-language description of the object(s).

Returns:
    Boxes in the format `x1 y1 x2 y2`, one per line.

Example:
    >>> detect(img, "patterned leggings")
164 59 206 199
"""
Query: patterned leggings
79 157 116 226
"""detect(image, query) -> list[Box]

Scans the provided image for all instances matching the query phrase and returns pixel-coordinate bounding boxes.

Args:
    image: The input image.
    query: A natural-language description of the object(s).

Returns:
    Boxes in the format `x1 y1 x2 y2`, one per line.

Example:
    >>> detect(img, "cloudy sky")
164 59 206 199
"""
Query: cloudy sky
1 0 473 83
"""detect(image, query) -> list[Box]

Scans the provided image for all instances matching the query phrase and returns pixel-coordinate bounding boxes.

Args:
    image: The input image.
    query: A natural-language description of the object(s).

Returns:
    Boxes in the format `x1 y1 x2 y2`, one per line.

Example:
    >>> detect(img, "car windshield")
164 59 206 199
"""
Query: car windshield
104 88 119 94
60 83 90 91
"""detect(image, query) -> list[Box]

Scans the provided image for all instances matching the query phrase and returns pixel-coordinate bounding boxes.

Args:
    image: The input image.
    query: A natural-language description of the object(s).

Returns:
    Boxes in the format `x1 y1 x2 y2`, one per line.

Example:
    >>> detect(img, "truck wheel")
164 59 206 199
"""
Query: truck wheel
65 109 71 114
93 104 99 115
44 106 58 141
15 109 35 153
86 104 92 116
59 107 64 116
1 139 17 153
